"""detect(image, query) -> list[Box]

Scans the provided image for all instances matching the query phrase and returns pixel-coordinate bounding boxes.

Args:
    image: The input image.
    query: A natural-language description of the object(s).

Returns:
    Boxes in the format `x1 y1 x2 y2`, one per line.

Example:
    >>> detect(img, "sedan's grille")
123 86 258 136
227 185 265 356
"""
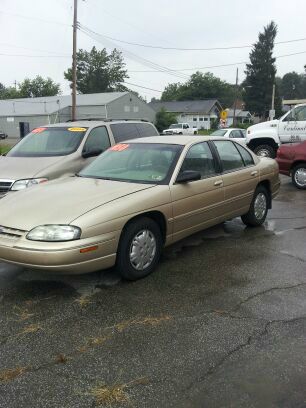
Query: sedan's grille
0 225 26 240
0 180 13 193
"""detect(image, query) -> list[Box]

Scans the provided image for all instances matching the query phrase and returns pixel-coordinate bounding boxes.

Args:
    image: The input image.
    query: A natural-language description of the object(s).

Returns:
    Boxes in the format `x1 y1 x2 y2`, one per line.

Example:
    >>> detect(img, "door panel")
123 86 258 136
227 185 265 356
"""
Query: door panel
278 106 306 143
213 140 259 218
170 141 224 241
222 168 258 217
170 177 224 241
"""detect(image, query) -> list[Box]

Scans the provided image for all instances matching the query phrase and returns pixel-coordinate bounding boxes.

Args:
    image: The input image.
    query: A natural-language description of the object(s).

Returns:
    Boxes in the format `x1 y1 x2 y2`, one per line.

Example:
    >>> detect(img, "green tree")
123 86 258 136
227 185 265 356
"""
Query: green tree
244 21 281 118
64 47 128 94
18 76 60 98
0 82 21 99
161 72 236 107
161 82 185 101
155 107 177 132
280 72 302 99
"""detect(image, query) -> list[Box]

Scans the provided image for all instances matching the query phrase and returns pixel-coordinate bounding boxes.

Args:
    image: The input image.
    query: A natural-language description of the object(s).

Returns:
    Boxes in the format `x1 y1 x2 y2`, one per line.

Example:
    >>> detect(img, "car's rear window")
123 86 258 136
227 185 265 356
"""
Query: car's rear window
7 127 87 157
110 122 158 143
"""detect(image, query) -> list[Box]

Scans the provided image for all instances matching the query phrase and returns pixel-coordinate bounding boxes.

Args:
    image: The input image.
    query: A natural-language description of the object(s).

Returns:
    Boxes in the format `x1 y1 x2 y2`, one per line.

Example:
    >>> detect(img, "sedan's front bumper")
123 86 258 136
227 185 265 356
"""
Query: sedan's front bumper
0 231 120 274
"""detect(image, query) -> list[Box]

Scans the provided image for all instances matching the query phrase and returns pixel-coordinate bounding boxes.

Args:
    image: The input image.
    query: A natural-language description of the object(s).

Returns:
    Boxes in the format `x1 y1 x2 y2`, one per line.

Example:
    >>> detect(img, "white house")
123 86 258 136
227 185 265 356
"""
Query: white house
149 99 223 130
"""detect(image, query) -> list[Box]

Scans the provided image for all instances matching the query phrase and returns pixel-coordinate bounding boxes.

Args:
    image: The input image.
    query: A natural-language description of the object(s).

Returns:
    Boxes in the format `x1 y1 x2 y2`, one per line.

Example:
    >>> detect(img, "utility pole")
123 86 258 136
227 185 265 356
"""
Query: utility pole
270 83 275 120
233 68 238 127
72 0 78 121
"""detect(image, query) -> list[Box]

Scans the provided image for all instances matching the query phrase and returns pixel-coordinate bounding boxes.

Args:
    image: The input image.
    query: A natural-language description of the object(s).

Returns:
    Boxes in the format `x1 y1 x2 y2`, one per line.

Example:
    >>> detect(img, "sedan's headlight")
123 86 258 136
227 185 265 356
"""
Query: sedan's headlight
27 225 81 242
11 178 48 191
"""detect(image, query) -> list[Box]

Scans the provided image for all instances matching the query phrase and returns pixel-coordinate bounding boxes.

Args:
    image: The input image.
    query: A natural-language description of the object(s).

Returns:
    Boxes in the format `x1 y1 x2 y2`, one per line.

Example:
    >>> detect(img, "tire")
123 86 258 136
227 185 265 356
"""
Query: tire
116 217 163 281
193 131 198 135
253 144 276 158
241 186 269 227
292 163 306 189
179 132 183 135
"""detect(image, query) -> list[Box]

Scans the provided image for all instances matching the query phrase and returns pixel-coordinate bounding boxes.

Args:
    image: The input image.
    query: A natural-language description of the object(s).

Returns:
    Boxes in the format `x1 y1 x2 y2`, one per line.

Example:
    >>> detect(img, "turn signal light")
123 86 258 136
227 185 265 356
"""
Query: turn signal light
80 245 98 253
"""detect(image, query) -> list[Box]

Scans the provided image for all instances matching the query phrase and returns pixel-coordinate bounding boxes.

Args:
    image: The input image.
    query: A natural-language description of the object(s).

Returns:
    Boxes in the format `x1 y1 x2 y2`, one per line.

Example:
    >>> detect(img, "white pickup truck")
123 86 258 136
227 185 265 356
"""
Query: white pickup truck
246 103 306 158
162 123 198 135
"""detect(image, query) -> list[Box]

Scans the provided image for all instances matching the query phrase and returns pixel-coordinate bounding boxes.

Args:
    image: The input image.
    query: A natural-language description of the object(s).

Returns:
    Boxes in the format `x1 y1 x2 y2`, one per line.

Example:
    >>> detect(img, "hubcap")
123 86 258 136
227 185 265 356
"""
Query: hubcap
294 168 306 187
256 149 271 158
129 229 156 271
254 193 267 220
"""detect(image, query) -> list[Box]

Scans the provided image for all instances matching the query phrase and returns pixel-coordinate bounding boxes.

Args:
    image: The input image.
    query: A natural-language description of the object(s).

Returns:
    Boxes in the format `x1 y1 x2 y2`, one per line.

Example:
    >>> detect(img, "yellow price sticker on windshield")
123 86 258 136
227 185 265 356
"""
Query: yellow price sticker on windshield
68 127 87 132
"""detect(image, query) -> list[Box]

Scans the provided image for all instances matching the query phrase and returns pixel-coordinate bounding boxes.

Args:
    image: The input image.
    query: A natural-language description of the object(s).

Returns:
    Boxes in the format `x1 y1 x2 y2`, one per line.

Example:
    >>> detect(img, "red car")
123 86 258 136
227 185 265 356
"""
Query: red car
276 141 306 189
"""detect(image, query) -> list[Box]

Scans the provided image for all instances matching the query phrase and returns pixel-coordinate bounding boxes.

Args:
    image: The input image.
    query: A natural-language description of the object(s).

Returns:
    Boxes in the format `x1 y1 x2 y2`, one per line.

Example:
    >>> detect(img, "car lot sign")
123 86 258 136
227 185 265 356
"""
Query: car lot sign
269 109 275 120
220 110 228 120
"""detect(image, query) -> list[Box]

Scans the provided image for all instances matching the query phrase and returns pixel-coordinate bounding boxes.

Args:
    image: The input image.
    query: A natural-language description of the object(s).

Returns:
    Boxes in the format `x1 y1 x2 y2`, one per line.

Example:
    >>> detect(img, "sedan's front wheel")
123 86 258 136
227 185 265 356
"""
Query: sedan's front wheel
241 186 269 227
116 217 162 280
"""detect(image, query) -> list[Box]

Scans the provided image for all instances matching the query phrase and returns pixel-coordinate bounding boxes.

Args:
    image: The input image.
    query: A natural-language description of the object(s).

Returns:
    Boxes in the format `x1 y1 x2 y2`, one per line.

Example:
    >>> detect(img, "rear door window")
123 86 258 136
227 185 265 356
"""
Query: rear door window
235 143 254 166
230 130 243 139
213 140 244 172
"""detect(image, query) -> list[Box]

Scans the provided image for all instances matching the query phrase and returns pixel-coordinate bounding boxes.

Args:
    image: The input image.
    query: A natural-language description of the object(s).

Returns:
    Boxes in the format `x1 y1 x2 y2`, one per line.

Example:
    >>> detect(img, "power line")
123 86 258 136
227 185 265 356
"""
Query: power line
128 50 306 73
79 24 190 81
0 10 71 27
0 43 70 56
76 26 306 51
0 53 70 58
124 81 162 93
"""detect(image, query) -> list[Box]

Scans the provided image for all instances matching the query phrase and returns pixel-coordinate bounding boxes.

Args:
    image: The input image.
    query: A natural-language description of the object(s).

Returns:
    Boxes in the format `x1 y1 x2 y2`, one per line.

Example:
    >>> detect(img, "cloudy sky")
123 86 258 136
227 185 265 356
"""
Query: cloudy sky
0 0 306 101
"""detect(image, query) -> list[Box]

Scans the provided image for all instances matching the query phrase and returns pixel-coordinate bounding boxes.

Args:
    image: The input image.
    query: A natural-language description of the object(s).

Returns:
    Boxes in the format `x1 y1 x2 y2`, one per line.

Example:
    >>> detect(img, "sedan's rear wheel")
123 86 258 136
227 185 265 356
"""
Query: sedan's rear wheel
241 186 269 227
116 217 162 280
292 164 306 189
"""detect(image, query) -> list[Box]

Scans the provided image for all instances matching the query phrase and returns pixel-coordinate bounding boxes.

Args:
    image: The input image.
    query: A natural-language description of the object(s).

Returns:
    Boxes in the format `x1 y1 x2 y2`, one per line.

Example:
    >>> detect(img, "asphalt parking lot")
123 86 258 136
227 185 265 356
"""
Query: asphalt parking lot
0 175 306 407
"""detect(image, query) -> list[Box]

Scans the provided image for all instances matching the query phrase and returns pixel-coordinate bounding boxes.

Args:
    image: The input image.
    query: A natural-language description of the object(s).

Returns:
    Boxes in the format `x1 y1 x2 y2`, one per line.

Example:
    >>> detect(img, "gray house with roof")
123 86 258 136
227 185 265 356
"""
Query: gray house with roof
0 92 156 138
226 109 253 126
149 99 223 130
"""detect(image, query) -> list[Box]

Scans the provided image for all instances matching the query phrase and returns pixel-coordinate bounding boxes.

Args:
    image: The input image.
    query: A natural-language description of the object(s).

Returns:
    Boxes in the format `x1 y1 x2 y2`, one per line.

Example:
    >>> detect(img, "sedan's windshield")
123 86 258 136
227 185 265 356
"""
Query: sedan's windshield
79 143 183 184
211 130 227 136
7 127 87 157
169 124 182 129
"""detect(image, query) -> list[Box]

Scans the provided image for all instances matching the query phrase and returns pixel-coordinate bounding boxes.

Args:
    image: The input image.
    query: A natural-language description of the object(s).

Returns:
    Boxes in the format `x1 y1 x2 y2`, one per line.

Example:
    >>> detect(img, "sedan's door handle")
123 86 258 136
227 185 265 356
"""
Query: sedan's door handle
214 180 223 186
251 171 258 176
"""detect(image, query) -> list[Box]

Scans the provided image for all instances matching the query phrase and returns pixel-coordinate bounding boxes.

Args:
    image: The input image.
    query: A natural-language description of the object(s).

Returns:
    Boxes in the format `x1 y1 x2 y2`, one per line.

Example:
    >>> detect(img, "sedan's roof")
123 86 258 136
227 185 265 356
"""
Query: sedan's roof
128 135 227 146
42 120 152 128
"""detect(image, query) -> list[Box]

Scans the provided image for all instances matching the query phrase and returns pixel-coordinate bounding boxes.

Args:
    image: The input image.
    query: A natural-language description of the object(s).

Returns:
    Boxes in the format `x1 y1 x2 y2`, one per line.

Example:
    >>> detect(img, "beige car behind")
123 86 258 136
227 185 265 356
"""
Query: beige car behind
0 136 280 280
0 120 159 198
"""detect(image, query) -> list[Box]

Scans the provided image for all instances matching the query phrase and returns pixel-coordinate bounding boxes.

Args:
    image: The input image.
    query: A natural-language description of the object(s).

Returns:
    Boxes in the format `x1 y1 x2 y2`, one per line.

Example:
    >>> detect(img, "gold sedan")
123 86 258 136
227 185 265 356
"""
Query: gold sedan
0 136 280 280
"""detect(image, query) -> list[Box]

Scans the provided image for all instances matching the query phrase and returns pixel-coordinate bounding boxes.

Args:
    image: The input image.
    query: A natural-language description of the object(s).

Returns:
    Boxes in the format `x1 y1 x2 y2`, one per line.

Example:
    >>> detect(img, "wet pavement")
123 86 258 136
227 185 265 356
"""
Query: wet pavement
0 176 306 407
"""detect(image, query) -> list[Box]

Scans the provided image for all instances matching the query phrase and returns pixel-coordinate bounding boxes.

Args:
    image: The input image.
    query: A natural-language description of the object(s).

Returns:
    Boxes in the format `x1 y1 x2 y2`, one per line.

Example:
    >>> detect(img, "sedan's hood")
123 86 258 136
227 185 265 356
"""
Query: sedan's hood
0 156 65 180
0 177 156 231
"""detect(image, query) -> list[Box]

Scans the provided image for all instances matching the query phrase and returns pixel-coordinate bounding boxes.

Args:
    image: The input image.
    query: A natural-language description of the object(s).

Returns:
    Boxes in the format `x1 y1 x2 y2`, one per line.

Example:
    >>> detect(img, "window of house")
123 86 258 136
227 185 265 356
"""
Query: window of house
124 105 131 112
193 118 197 121
133 106 139 113
199 118 203 121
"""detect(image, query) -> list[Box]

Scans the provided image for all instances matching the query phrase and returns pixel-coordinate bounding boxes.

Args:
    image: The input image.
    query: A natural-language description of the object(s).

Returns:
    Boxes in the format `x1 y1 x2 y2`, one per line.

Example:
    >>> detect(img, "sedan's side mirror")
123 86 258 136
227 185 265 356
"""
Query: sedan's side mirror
82 148 103 159
176 170 201 183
